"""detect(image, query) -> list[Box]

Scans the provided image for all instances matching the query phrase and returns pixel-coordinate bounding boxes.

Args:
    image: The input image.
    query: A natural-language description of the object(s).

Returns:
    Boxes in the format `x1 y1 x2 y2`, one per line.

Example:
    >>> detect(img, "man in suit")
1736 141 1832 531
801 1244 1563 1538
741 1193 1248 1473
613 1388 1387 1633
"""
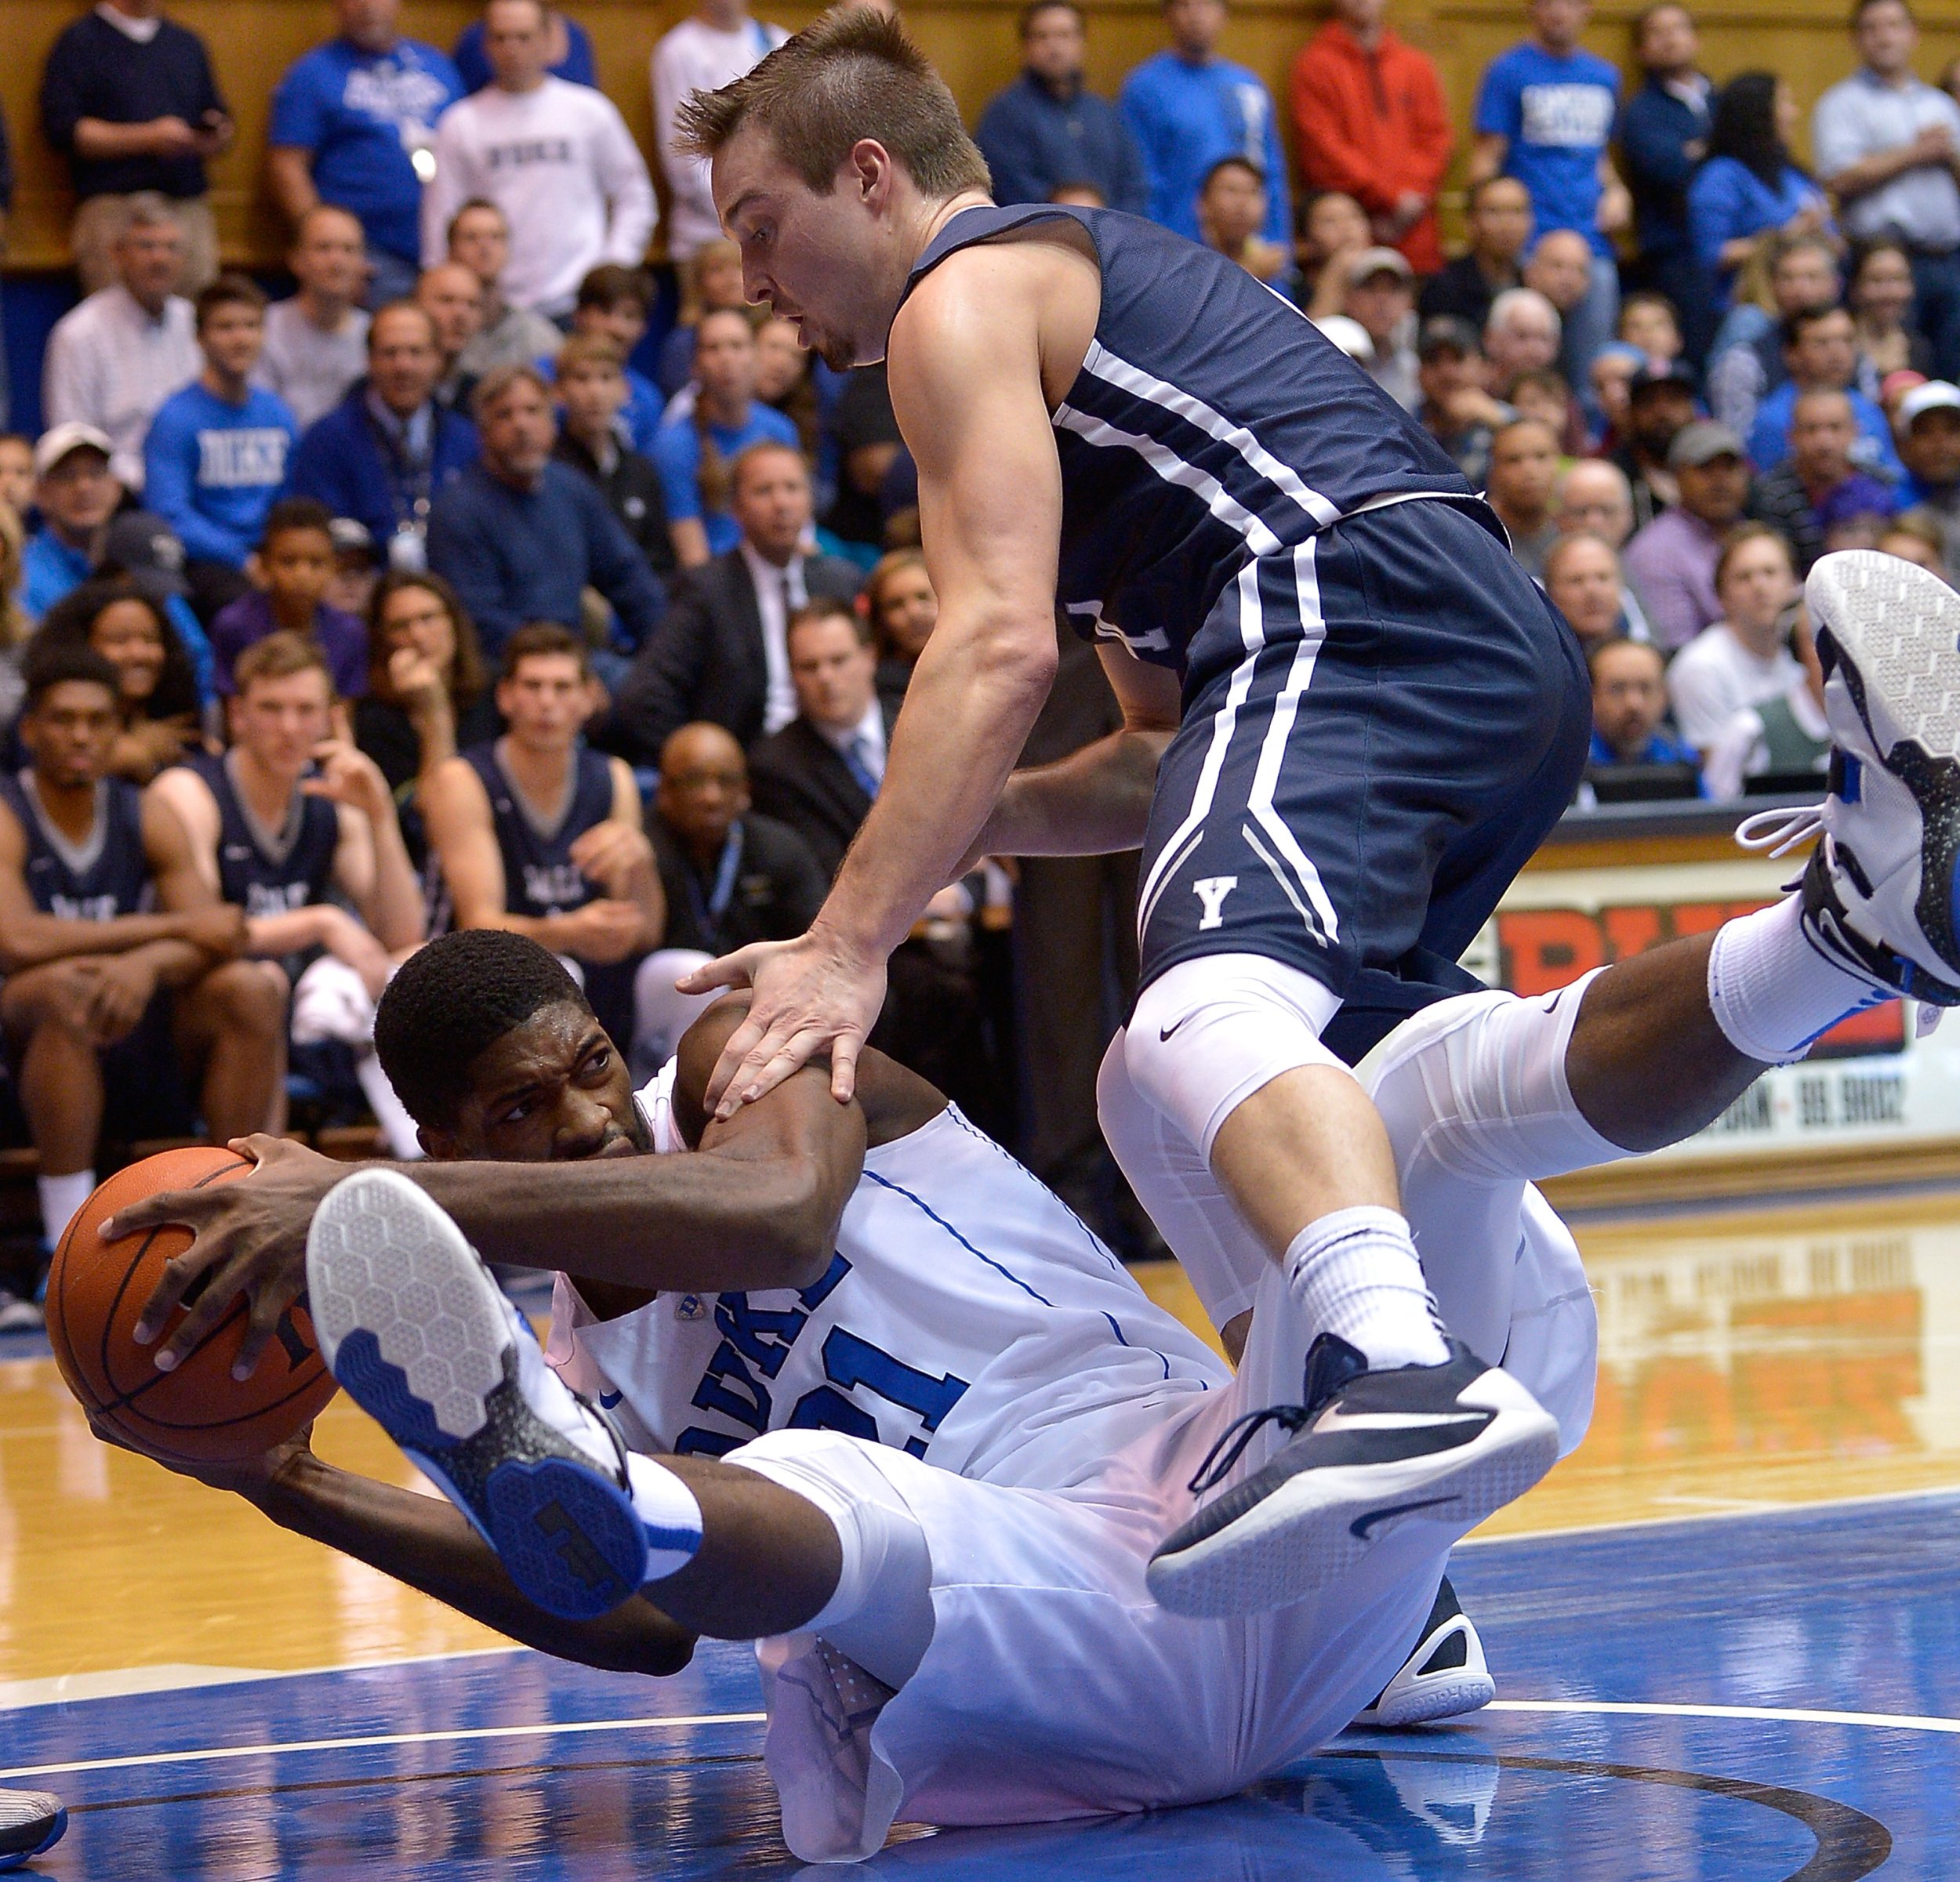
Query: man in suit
748 597 891 880
604 442 862 764
750 597 999 1123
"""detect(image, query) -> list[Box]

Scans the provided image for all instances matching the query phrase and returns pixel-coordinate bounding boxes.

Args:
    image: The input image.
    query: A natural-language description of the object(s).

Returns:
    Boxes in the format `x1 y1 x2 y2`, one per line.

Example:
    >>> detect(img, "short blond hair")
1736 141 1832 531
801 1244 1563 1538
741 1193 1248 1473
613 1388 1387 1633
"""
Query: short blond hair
677 6 990 201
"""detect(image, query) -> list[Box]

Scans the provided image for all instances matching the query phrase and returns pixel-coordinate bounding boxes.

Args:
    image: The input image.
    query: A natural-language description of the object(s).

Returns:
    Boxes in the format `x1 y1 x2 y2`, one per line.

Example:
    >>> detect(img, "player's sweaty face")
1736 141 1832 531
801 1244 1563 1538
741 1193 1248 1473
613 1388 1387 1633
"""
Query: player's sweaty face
715 133 892 371
442 1003 648 1164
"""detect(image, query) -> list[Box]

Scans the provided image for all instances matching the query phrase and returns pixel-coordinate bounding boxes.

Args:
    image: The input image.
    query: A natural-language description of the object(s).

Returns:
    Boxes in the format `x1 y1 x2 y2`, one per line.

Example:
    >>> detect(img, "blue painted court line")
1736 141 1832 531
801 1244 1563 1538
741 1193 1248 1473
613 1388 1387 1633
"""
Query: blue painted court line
3 1492 1955 1878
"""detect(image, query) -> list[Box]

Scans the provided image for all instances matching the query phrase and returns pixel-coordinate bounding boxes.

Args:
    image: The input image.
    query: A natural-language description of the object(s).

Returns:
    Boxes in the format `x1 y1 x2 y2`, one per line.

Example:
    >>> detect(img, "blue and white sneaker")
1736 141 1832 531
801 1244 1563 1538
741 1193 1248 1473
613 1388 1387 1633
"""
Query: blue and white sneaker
0 1790 65 1872
1788 551 1960 1005
1146 1333 1558 1619
306 1168 691 1621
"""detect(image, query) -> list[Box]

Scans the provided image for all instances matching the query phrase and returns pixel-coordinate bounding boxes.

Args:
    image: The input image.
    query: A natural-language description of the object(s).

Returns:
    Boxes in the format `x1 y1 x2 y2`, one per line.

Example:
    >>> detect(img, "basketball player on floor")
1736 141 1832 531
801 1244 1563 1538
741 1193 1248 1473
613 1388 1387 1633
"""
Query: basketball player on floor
0 647 280 1325
419 622 665 1060
112 553 1960 1855
666 9 1595 1610
149 633 426 1146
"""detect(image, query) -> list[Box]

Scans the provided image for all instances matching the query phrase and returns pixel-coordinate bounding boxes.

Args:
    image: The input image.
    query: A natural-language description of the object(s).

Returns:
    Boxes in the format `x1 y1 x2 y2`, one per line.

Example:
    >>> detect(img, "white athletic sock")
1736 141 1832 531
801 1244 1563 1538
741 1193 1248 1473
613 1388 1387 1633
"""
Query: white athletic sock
496 1291 701 1575
355 1050 424 1162
38 1169 96 1251
1708 896 1890 1064
1286 1206 1450 1372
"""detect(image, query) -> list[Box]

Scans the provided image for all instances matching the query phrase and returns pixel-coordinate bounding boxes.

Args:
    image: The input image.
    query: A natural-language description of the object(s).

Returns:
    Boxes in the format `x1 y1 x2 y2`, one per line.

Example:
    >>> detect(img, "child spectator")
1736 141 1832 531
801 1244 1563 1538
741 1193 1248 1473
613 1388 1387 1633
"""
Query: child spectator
34 577 202 783
653 307 799 568
1511 366 1584 457
210 497 367 698
567 264 665 453
327 517 385 622
550 334 676 579
142 274 298 622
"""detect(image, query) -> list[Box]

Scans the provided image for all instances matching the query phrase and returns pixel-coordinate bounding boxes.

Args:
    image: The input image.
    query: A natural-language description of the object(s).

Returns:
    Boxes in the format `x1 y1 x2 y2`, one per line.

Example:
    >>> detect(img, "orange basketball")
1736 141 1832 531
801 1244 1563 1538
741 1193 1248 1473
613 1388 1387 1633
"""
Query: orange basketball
45 1146 339 1463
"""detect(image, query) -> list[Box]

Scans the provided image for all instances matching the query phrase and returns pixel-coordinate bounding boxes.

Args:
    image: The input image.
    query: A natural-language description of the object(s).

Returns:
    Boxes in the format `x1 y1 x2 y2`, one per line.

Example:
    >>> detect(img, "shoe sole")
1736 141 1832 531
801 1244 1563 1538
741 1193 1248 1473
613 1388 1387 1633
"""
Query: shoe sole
1808 551 1960 765
305 1169 648 1622
1358 1669 1497 1728
1146 1396 1558 1619
0 1803 67 1872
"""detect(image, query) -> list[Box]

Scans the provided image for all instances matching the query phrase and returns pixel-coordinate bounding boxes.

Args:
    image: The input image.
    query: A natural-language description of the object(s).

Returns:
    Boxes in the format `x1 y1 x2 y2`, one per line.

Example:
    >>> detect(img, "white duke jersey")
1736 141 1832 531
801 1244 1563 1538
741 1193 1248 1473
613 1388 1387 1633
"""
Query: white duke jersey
546 1070 1227 1492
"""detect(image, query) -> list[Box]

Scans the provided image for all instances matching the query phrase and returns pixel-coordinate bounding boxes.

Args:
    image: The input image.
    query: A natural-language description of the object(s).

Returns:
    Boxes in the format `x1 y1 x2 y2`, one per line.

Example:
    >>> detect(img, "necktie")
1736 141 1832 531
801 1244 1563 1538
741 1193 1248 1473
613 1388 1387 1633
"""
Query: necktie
841 733 880 800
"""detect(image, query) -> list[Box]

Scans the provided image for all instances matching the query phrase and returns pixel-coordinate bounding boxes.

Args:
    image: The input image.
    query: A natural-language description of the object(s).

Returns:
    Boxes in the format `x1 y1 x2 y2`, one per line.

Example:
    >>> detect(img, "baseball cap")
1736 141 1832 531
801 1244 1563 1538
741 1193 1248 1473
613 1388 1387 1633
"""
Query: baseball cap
97 511 189 596
1310 314 1374 364
1666 419 1747 470
1900 380 1960 426
1347 246 1414 288
328 516 382 566
32 422 113 478
1417 314 1479 361
1628 362 1697 400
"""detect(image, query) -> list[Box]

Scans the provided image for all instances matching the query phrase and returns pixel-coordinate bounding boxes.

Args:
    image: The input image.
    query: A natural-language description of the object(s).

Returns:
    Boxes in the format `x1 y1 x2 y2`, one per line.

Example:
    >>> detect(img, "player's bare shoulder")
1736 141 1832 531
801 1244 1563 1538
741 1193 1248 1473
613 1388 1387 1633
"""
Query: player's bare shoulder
891 223 1099 412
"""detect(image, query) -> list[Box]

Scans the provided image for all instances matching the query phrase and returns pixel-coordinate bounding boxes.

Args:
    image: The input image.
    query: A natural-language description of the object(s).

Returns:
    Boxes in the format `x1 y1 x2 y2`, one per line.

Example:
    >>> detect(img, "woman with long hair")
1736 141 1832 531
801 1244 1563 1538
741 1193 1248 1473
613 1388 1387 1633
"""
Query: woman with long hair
1687 73 1835 312
32 578 202 782
866 549 937 705
656 237 747 397
1849 238 1933 383
354 571 499 801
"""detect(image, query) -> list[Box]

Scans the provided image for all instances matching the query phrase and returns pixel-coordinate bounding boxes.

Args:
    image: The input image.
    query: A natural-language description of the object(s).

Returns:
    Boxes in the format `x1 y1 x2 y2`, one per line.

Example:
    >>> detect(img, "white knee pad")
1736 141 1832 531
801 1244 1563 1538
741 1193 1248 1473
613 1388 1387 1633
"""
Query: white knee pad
1123 953 1349 1162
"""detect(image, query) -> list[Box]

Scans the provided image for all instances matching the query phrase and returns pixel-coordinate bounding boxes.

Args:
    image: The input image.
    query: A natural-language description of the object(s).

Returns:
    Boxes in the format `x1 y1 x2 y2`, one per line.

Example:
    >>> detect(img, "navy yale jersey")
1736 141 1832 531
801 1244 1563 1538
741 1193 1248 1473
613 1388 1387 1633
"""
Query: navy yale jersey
0 772 148 920
462 741 615 925
897 205 1477 678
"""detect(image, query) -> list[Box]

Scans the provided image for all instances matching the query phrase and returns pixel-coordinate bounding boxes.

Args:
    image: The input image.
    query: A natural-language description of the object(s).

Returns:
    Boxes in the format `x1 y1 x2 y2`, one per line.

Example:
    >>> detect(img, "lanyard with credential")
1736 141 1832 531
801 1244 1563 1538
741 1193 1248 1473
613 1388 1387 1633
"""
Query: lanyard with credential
687 820 746 944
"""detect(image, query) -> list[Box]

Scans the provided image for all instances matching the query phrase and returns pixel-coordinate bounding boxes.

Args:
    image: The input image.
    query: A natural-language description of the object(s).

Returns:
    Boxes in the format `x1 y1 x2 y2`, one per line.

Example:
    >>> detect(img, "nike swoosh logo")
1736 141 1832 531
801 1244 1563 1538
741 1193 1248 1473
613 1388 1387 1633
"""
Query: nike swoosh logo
1160 1017 1191 1043
1350 1494 1457 1540
598 1391 623 1410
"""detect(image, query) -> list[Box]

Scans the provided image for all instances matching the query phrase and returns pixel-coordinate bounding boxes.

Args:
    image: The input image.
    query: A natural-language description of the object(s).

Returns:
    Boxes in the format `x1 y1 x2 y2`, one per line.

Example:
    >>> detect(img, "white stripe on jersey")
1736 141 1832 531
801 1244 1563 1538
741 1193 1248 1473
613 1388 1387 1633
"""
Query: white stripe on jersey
1077 338 1342 531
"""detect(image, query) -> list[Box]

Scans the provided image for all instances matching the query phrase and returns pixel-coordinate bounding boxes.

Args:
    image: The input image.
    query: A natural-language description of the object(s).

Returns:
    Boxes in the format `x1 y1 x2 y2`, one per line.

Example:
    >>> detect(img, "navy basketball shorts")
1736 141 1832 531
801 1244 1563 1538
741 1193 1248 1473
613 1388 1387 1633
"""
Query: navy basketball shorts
1137 498 1590 1066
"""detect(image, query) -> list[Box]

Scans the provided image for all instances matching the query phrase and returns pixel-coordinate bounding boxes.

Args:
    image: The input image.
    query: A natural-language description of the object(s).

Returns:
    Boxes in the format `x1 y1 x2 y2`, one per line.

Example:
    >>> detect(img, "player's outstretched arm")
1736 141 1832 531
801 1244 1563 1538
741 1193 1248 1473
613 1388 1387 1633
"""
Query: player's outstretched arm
89 1416 697 1676
682 248 1065 1118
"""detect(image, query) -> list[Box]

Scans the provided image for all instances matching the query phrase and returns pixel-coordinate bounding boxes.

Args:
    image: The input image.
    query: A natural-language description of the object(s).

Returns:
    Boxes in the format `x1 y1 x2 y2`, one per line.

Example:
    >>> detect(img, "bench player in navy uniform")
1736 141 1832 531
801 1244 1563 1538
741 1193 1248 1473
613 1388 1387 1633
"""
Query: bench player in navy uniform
149 633 426 1140
671 13 1960 1617
419 622 666 1056
0 646 282 1309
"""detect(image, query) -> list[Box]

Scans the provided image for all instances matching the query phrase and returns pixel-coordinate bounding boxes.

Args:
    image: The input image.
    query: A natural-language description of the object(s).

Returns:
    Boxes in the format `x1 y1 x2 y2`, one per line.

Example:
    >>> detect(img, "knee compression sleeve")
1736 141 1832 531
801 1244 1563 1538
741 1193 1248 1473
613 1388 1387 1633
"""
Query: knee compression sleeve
1123 953 1349 1162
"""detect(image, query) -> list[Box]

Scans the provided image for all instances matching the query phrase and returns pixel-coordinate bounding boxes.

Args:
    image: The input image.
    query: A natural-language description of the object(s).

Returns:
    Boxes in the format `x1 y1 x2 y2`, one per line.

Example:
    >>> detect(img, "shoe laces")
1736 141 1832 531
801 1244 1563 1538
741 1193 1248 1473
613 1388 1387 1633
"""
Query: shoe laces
1187 1401 1313 1496
1734 803 1824 859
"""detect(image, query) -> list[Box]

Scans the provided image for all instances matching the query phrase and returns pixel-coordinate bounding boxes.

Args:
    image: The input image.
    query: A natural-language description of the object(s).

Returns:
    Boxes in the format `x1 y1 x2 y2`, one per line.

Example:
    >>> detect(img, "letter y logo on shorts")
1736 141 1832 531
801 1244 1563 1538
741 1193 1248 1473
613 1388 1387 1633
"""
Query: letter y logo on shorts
1192 876 1239 930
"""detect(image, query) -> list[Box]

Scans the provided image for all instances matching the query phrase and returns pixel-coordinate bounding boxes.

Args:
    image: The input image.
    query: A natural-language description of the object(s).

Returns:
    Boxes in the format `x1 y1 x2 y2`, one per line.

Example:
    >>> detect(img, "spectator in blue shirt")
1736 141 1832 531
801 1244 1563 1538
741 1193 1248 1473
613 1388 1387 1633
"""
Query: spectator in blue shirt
1119 0 1289 247
143 275 299 622
427 363 664 671
453 3 593 92
20 428 122 623
1747 305 1903 477
1472 0 1631 385
977 2 1146 216
1617 2 1715 368
289 301 478 570
653 308 800 568
267 0 463 308
1687 72 1835 316
1585 636 1706 793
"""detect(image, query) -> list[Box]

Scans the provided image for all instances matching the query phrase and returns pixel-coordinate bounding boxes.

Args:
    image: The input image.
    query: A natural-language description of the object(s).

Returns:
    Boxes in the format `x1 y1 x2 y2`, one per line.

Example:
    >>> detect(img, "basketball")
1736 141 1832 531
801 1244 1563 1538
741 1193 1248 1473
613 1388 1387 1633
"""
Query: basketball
44 1147 339 1464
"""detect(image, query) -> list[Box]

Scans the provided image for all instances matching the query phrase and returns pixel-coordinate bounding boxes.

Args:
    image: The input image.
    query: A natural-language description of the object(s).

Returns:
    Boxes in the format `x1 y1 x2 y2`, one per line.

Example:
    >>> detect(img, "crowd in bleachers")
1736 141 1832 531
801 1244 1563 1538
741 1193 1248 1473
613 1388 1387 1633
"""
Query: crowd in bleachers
0 0 1956 1318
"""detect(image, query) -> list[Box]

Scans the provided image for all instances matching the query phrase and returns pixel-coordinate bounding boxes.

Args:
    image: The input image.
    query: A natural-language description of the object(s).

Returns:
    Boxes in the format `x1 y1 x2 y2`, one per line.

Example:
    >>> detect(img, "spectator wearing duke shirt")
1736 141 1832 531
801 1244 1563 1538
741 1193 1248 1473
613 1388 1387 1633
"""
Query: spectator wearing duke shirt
654 308 800 568
1618 2 1715 368
42 194 200 496
1472 0 1631 383
977 2 1146 217
654 0 789 262
143 277 299 621
1814 0 1960 379
1290 0 1453 275
420 0 654 321
1120 0 1289 248
426 364 665 666
267 0 463 308
255 206 372 431
38 0 232 295
289 301 477 568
